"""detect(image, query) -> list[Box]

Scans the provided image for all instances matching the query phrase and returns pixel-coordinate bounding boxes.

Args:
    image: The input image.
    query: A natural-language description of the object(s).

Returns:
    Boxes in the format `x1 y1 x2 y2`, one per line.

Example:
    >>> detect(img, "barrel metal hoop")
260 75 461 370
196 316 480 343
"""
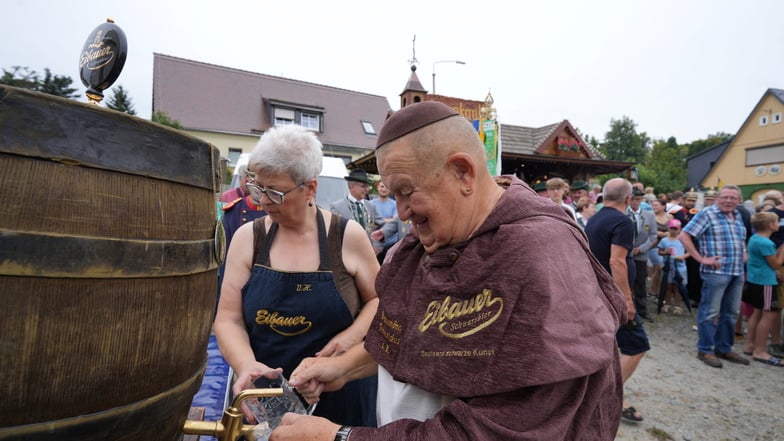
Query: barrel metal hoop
0 229 217 277
0 368 205 440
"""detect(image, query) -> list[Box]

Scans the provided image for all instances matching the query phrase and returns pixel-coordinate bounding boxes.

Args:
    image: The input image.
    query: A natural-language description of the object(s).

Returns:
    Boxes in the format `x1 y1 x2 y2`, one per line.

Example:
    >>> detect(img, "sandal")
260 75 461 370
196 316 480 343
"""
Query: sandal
621 406 643 422
753 356 784 367
672 306 682 316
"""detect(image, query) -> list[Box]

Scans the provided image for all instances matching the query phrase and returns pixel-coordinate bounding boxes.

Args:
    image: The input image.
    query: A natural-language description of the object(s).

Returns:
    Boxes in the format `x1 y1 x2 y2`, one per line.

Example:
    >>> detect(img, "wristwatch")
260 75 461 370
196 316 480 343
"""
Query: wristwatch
334 425 353 441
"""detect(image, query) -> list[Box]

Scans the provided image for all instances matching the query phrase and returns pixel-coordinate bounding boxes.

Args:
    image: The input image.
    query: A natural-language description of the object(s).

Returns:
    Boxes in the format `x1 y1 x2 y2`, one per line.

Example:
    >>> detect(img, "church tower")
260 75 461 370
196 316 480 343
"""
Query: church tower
398 64 428 109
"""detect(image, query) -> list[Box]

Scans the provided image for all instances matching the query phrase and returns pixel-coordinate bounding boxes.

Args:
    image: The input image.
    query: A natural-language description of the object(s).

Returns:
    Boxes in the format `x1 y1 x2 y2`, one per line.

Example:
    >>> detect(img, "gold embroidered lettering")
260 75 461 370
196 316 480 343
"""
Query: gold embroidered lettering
255 309 312 336
419 289 503 339
377 321 400 345
381 311 402 331
296 284 312 292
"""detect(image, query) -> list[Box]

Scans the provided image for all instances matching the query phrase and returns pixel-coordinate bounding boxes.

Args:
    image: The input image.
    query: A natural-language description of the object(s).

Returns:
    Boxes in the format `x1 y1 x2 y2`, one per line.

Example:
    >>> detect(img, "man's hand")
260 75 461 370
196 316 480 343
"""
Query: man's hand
626 296 636 321
701 255 721 270
289 356 348 404
270 414 340 441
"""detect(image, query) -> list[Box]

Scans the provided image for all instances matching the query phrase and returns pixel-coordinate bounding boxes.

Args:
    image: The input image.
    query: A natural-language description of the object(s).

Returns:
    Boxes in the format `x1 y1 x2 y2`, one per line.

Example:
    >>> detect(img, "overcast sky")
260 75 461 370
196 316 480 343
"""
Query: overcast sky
4 0 783 144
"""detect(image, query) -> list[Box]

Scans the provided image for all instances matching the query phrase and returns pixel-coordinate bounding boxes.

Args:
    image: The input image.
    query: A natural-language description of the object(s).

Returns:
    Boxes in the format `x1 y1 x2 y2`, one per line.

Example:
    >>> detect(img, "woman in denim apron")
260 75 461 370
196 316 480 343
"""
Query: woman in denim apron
215 125 379 427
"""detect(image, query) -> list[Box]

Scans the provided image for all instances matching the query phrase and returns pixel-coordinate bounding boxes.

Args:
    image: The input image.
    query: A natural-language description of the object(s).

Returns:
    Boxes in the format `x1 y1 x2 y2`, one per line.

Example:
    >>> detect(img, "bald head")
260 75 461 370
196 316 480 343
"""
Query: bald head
602 178 632 210
377 108 487 174
376 101 460 148
373 102 503 253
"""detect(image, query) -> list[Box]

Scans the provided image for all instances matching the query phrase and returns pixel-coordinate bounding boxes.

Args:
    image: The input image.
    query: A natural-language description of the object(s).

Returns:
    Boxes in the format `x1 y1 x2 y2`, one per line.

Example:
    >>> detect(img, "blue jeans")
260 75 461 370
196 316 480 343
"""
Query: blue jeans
696 273 744 354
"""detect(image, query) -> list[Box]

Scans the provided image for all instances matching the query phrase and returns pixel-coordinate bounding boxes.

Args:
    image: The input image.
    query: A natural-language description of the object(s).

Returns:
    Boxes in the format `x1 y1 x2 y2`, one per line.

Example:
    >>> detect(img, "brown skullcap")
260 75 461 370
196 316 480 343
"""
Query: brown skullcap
376 101 459 149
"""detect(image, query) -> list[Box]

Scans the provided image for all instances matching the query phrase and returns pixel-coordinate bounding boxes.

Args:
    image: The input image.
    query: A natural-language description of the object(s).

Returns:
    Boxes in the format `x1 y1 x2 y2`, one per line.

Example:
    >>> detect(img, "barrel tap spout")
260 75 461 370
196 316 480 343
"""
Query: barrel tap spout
183 388 283 441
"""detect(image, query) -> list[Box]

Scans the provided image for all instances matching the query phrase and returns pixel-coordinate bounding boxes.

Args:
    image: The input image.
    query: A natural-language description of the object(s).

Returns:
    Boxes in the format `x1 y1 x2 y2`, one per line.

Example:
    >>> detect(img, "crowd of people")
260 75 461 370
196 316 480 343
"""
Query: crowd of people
208 101 783 440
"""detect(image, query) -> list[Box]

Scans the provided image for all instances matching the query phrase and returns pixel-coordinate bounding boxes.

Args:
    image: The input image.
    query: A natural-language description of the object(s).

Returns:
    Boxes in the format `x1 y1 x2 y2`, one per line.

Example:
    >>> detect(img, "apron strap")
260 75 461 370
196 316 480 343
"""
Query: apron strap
316 209 330 271
252 216 268 265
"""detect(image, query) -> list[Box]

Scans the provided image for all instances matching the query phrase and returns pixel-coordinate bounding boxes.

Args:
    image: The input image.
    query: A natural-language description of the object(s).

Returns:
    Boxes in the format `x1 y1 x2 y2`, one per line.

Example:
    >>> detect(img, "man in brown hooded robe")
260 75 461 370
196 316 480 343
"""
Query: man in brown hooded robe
275 101 627 441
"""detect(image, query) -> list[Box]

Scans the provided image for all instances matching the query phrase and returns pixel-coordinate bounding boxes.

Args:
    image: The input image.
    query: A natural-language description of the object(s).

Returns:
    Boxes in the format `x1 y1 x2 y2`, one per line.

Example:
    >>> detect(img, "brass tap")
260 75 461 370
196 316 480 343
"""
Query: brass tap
183 387 284 441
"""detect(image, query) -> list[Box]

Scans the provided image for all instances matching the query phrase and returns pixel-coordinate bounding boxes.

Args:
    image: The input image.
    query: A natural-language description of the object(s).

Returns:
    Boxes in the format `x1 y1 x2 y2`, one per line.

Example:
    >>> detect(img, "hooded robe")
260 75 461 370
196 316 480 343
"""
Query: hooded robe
350 177 627 441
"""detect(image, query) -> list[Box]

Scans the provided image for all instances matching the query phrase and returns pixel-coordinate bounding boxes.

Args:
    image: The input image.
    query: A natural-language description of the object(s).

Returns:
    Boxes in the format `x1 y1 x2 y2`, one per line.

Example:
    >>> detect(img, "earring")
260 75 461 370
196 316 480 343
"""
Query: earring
308 200 314 207
465 188 472 194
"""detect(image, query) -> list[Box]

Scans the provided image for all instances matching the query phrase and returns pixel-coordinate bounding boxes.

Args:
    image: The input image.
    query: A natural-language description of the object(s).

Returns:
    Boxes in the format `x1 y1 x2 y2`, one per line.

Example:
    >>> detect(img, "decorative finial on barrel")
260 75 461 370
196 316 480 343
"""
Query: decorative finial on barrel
79 18 128 104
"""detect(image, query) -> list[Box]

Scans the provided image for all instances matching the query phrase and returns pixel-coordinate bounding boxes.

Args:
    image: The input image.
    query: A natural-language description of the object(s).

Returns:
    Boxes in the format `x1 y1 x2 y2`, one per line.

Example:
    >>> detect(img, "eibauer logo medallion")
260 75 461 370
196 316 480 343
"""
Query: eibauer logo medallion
419 289 503 339
79 19 127 103
81 29 115 70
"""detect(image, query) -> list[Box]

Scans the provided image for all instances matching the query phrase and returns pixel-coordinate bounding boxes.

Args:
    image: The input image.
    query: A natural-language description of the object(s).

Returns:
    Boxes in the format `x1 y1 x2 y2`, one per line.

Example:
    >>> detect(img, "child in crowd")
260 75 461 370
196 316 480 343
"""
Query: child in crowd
741 211 784 366
658 219 688 315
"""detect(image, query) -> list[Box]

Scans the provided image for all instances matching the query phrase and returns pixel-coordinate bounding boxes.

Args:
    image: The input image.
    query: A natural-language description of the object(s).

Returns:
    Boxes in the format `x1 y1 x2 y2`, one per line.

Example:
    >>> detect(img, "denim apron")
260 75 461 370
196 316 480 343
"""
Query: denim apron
242 210 376 426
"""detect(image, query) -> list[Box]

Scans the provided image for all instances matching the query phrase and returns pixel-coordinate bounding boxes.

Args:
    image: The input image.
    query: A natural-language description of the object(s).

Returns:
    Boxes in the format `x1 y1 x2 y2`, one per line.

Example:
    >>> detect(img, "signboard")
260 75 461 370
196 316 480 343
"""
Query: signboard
473 118 501 176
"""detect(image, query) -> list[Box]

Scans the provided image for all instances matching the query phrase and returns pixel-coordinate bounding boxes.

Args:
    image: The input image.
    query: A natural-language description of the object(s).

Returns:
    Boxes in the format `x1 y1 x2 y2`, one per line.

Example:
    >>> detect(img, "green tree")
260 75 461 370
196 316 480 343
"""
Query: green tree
38 68 79 98
641 136 687 194
600 116 649 163
152 111 182 129
0 66 38 89
0 66 79 99
574 126 602 155
684 132 732 157
106 85 136 115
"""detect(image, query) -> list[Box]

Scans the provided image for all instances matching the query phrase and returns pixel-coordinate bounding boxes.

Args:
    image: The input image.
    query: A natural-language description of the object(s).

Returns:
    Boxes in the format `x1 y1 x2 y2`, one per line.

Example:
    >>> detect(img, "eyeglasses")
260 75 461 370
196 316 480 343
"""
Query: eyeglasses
246 182 303 204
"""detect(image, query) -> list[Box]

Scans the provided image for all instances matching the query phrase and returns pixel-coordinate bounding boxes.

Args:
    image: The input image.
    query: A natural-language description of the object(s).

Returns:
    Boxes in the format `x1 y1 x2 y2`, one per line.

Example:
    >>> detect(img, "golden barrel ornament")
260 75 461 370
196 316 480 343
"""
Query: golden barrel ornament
79 18 128 104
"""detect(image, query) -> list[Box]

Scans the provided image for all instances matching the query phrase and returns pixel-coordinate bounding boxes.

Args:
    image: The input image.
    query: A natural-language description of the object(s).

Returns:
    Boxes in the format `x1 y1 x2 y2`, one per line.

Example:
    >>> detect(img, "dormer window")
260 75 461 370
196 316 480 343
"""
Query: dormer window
274 108 295 126
270 103 323 131
361 120 376 135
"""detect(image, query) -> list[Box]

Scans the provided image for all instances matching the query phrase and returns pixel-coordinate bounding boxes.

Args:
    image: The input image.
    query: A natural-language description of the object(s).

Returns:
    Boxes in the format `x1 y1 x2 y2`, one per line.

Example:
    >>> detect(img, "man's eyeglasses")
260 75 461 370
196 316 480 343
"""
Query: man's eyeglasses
246 182 303 204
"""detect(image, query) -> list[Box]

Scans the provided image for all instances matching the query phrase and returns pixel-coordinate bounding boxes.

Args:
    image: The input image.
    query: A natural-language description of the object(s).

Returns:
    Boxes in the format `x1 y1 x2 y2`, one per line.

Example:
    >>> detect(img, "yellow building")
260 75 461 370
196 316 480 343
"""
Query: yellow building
698 88 784 203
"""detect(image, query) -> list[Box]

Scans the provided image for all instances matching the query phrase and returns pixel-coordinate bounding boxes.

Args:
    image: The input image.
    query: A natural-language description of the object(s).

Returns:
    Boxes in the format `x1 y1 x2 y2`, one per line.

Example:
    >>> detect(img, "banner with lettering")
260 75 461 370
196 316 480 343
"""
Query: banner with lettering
472 119 501 176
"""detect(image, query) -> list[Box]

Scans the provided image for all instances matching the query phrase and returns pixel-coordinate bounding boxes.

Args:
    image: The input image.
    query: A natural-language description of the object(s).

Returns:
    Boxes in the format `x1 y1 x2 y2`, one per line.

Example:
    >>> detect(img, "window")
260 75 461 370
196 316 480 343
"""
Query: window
361 120 376 135
301 113 320 130
760 115 769 126
228 148 242 166
274 107 295 126
270 104 323 131
746 144 784 166
774 112 782 124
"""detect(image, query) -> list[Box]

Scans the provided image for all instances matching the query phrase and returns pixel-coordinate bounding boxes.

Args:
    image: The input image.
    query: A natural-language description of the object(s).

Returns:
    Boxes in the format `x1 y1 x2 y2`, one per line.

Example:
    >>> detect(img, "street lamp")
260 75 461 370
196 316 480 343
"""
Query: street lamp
432 60 466 95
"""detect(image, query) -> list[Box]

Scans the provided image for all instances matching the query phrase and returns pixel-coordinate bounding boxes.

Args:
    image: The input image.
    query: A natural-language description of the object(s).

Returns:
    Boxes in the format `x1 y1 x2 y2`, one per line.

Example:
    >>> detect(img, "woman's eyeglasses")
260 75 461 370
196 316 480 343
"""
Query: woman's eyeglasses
246 183 303 204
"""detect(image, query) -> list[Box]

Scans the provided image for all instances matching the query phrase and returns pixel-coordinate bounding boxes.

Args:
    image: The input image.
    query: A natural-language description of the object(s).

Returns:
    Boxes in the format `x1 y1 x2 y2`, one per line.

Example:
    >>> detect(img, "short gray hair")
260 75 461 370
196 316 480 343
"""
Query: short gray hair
602 178 632 203
250 125 323 183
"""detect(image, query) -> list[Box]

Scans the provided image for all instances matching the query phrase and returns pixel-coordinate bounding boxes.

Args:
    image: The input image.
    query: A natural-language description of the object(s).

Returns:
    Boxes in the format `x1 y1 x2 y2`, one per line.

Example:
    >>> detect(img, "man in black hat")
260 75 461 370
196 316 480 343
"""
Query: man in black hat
570 180 589 209
533 181 548 197
329 168 388 252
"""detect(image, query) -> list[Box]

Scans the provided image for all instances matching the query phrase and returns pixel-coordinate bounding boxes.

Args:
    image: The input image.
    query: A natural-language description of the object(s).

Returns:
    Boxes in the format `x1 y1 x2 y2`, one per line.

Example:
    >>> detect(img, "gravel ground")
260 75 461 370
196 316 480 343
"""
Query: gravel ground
614 298 784 441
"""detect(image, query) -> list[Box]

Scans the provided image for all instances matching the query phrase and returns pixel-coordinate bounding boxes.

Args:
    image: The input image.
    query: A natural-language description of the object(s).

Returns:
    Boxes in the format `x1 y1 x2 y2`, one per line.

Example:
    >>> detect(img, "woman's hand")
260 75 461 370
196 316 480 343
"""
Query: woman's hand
316 330 361 357
232 364 283 423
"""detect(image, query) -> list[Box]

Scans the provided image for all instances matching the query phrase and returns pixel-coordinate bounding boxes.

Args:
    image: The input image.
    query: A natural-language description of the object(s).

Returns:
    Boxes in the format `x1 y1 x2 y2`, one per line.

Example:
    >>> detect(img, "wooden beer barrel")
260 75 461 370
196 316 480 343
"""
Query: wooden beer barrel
0 85 222 440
